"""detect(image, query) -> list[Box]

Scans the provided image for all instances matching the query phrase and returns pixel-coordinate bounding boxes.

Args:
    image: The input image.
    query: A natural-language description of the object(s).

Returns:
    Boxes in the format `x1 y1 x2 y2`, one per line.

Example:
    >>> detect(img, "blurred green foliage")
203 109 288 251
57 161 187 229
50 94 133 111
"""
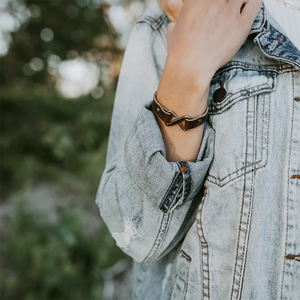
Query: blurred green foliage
1 0 122 92
0 0 131 299
1 91 114 198
0 201 125 300
0 90 129 300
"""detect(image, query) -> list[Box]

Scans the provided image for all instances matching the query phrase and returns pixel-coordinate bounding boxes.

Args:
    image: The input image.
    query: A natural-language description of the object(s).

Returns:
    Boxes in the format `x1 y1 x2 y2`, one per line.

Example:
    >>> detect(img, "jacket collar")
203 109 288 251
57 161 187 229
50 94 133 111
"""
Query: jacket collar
251 3 300 69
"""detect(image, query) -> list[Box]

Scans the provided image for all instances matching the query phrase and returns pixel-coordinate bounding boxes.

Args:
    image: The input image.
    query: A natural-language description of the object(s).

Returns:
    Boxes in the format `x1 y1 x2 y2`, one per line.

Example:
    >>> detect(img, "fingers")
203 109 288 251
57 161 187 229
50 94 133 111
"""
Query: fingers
240 0 262 19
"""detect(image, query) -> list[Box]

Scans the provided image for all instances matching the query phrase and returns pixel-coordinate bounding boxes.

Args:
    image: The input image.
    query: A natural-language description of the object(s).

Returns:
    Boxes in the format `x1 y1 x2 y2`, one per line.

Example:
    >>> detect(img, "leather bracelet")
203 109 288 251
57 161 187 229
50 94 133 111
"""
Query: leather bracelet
152 91 209 131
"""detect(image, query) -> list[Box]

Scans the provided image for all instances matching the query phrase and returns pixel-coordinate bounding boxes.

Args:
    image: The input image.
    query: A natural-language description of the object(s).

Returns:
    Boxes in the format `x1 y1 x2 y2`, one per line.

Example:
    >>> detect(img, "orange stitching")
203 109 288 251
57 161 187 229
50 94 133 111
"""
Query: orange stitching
196 185 210 299
180 163 189 174
281 72 295 299
236 98 256 296
285 255 300 261
182 254 191 298
290 175 300 180
231 98 250 300
180 250 192 262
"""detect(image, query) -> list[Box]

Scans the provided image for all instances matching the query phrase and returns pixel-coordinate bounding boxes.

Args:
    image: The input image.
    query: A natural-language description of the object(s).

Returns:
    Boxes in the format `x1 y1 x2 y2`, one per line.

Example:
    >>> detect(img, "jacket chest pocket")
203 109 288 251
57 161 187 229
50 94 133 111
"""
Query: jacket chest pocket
207 67 275 187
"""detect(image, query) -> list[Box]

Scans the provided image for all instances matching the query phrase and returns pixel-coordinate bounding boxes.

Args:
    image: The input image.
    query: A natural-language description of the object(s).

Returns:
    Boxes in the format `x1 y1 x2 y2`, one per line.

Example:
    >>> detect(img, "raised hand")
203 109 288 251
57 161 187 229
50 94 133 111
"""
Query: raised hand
155 0 262 161
164 0 262 84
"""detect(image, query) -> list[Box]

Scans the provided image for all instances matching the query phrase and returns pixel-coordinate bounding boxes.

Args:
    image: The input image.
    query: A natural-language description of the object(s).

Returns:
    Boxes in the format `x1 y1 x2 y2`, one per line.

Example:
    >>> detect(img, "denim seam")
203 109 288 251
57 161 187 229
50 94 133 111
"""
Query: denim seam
230 99 256 299
182 255 191 300
255 30 300 69
230 99 250 299
175 162 191 208
136 11 167 29
159 168 183 213
264 49 300 69
236 99 256 297
207 95 271 187
156 21 168 54
209 88 268 113
169 275 178 300
136 17 154 26
150 212 173 262
207 92 271 187
143 212 172 263
158 161 191 213
151 13 167 30
209 76 273 113
136 13 167 52
214 63 290 76
208 93 267 178
196 184 210 299
169 252 191 300
230 98 252 299
280 72 295 299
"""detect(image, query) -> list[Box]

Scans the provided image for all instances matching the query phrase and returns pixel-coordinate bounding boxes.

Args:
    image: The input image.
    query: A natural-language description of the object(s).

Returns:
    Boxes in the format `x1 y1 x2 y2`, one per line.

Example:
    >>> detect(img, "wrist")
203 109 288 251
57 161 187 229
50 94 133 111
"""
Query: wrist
157 61 211 116
165 55 216 86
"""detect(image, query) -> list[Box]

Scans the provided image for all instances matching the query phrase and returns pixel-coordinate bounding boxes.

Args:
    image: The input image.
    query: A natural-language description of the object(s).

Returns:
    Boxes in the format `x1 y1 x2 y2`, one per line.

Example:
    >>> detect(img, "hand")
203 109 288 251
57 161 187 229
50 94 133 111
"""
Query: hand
164 0 262 83
155 0 262 162
156 0 183 22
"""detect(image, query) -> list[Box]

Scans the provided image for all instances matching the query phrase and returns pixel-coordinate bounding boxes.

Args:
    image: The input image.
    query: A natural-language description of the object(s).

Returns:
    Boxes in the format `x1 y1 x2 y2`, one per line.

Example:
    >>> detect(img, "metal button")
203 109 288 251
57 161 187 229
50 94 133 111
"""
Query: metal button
213 80 226 103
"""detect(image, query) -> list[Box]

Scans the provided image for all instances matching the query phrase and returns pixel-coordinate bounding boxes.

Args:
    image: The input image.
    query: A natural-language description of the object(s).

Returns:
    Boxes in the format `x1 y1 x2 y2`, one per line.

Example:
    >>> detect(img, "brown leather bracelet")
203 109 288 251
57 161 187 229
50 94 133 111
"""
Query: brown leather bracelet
152 91 209 131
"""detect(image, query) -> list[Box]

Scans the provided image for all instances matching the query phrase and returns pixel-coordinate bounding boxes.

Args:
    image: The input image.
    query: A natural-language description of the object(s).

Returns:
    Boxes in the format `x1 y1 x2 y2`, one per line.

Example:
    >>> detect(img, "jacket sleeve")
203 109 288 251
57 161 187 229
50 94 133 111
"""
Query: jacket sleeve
95 19 215 263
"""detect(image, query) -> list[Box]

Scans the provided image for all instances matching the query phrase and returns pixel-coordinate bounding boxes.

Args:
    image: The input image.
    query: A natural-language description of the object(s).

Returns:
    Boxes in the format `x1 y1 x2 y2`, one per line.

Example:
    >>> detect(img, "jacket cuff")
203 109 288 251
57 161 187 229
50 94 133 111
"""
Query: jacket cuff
123 102 215 213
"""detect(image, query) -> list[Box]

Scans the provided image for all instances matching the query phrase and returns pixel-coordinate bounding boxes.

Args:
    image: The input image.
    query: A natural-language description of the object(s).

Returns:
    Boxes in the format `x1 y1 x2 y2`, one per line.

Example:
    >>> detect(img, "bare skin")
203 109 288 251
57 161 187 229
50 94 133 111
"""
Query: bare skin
157 0 183 22
155 0 262 162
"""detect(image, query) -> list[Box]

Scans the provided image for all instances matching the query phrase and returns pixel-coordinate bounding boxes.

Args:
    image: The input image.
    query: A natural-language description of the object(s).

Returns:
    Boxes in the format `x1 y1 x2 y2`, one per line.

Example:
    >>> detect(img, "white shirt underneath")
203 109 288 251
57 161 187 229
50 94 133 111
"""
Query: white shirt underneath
263 0 300 50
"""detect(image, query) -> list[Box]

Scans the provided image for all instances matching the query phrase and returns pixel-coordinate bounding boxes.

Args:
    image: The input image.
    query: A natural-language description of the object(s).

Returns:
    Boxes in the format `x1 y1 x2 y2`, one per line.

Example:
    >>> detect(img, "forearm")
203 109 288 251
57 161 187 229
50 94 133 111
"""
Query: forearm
96 19 215 263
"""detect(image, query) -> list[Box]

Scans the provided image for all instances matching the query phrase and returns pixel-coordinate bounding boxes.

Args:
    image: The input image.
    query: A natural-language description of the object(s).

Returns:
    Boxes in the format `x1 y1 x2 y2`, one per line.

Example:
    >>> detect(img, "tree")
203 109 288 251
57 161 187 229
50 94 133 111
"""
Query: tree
0 0 123 95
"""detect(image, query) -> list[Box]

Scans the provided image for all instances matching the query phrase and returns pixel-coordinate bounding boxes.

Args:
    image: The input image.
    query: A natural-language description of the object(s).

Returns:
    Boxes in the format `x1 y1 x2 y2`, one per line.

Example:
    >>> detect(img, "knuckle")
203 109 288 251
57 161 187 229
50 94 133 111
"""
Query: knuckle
166 0 180 14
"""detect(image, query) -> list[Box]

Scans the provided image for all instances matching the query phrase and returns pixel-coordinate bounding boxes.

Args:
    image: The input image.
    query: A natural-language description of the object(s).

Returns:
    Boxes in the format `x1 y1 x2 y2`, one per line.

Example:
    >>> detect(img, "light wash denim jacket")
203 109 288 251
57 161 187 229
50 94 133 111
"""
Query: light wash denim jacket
96 2 300 299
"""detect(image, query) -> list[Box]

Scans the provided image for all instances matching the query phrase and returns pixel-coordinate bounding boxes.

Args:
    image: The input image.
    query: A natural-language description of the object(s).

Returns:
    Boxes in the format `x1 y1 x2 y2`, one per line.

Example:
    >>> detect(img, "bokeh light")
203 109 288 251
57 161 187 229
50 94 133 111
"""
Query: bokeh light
56 58 100 98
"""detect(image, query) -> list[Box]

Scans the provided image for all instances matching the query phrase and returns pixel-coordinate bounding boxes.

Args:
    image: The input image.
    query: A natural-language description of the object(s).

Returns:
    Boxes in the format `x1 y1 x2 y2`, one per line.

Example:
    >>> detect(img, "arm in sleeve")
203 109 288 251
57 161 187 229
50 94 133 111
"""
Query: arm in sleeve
95 20 215 263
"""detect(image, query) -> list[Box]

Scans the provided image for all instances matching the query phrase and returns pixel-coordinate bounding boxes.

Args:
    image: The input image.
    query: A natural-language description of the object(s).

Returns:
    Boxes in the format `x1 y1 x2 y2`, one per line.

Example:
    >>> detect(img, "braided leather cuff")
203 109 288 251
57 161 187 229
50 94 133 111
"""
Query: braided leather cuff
152 91 209 131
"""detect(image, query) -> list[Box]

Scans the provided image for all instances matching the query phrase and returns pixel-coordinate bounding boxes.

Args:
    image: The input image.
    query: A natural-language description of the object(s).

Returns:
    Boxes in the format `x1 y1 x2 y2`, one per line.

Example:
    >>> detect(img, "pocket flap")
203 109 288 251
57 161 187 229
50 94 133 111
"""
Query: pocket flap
209 67 275 114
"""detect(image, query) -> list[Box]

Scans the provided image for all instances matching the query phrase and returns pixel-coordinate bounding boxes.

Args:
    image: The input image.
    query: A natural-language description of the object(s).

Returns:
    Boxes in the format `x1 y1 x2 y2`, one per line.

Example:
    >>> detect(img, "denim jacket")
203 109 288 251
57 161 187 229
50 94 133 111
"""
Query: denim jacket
96 2 300 299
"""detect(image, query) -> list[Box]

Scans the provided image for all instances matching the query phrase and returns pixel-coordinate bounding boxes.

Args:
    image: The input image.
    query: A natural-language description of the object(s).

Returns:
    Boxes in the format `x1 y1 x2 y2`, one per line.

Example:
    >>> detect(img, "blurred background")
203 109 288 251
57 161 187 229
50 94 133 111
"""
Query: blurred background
0 0 153 299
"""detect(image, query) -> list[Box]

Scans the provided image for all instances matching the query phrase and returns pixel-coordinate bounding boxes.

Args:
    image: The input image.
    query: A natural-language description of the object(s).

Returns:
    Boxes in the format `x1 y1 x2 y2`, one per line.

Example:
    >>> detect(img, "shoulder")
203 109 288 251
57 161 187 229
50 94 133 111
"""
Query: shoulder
136 1 169 29
128 1 169 52
123 1 169 64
